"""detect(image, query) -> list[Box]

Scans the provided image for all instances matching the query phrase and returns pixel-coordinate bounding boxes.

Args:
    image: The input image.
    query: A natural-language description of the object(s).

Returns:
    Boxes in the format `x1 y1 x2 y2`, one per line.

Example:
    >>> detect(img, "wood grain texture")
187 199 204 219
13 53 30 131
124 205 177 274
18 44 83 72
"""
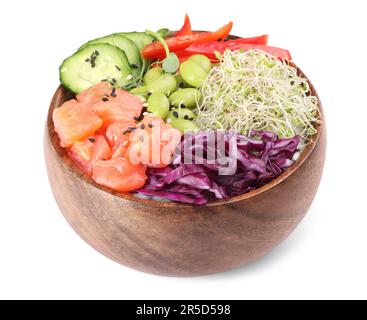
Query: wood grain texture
44 53 326 276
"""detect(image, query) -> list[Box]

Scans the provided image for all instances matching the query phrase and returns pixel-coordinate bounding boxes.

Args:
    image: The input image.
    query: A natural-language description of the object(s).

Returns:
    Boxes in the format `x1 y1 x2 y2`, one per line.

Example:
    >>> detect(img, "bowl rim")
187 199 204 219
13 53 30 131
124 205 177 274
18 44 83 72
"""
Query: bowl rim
46 40 324 208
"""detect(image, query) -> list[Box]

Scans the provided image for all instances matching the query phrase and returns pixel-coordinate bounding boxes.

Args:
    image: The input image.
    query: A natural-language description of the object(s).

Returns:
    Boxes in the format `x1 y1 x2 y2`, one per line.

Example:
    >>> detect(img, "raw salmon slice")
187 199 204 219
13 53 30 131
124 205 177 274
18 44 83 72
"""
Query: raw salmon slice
76 82 112 104
53 99 102 148
92 157 147 192
69 135 112 175
105 122 134 158
77 82 143 130
92 90 143 130
127 115 182 168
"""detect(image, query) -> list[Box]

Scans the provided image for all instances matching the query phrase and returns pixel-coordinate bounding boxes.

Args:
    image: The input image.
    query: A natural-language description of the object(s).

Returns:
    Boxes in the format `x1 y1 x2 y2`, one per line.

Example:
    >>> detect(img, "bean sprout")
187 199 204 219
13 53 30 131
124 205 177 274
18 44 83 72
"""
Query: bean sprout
195 49 321 143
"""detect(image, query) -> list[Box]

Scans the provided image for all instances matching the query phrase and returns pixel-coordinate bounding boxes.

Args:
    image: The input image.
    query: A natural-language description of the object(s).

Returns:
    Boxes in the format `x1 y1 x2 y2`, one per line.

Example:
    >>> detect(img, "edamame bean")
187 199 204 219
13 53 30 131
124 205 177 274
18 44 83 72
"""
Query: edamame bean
134 94 147 103
147 74 177 95
147 93 170 120
189 54 212 73
143 67 164 85
180 60 208 88
130 86 148 94
130 86 148 98
169 88 203 109
168 108 196 121
168 117 200 134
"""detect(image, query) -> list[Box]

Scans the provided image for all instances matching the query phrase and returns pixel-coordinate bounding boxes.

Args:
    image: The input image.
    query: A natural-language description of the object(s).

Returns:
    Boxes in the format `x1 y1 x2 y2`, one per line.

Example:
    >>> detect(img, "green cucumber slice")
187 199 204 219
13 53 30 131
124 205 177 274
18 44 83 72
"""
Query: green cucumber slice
79 34 142 77
60 43 132 94
117 32 154 52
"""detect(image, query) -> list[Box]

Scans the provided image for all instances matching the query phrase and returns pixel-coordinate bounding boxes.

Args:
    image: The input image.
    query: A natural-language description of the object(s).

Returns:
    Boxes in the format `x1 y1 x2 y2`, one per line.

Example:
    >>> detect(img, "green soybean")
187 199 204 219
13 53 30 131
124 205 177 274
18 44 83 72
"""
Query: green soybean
169 88 203 109
134 94 147 103
168 117 200 134
130 85 148 94
147 93 170 119
143 67 164 85
180 60 208 88
168 108 196 121
189 54 212 73
130 86 148 98
147 73 177 95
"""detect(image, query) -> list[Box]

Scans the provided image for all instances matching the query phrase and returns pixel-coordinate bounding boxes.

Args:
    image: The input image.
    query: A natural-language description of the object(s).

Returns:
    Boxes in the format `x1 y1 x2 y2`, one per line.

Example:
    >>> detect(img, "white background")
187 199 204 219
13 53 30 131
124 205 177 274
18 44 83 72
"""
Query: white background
1 0 366 300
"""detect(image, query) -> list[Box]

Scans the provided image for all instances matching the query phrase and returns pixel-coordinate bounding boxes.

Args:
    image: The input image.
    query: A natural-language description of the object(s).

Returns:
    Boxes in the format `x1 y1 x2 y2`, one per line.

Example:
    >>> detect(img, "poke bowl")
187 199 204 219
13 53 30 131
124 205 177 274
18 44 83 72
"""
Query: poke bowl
45 16 326 276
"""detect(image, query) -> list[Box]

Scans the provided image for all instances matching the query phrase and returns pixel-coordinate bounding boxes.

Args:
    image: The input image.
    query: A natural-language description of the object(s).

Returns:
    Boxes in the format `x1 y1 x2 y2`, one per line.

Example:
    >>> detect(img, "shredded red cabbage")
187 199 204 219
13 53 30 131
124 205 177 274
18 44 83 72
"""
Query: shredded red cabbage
136 131 300 205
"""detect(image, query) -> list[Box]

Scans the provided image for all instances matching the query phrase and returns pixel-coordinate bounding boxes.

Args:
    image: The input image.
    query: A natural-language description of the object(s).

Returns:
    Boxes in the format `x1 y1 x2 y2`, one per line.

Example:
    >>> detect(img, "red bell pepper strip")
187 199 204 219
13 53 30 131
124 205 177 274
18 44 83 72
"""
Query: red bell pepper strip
180 35 269 54
177 43 292 61
153 35 269 60
176 14 192 37
141 21 233 60
231 34 268 45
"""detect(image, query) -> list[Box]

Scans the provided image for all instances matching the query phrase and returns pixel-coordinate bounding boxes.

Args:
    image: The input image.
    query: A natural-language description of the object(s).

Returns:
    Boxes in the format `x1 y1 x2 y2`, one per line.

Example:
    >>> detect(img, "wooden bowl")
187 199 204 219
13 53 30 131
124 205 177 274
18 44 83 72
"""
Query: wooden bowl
45 47 326 276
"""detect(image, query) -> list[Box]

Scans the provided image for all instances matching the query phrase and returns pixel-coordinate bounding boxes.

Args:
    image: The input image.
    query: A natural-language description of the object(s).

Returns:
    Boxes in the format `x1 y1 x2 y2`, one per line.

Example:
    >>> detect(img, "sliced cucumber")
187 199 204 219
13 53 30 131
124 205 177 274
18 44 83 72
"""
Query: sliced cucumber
117 32 154 52
79 34 142 78
60 43 132 94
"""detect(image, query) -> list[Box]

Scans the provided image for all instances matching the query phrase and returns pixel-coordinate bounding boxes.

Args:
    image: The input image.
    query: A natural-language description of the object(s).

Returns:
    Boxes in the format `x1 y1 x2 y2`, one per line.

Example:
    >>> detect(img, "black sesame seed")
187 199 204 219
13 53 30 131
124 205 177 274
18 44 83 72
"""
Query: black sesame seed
112 78 117 83
173 111 179 118
179 82 185 88
111 87 117 97
85 58 90 62
115 65 121 71
101 79 108 82
133 116 140 121
135 112 145 122
148 123 153 128
184 115 189 120
140 124 145 130
131 64 139 69
147 92 152 96
129 127 136 131
102 97 109 102
217 38 222 42
189 118 194 121
88 137 96 143
95 50 99 56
